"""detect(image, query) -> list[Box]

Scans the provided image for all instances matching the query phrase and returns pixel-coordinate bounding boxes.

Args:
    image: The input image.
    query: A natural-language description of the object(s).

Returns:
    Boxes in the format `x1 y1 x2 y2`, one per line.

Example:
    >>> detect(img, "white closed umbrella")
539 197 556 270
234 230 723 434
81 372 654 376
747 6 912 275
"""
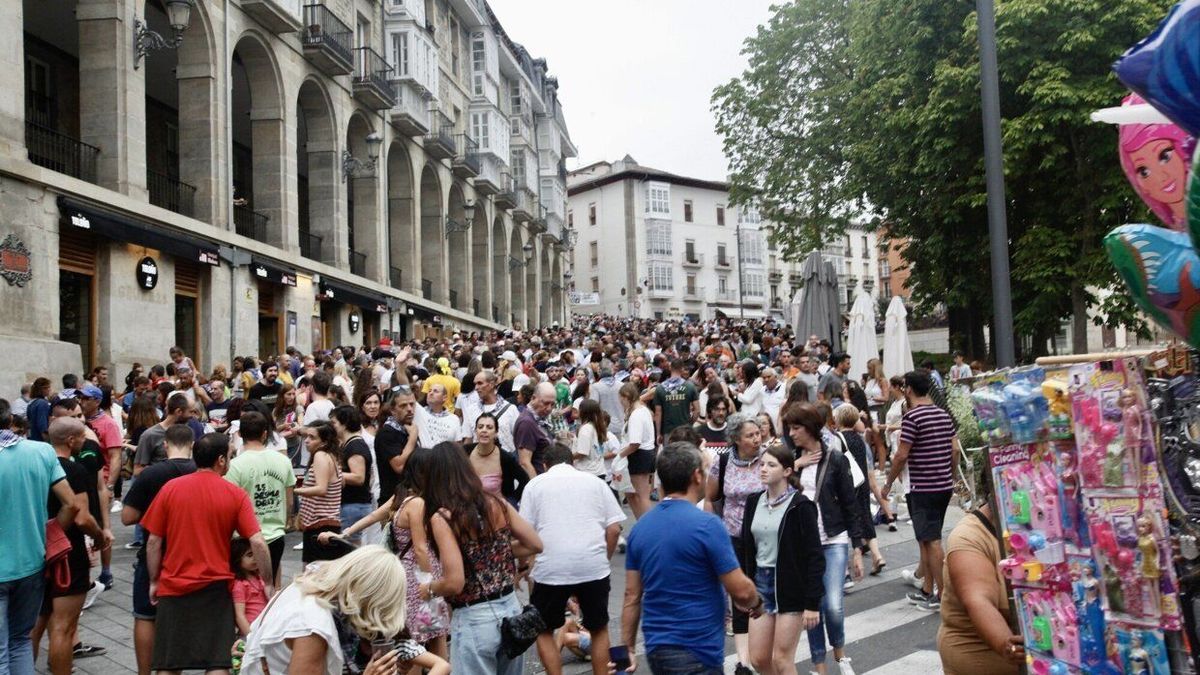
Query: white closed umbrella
883 296 914 378
846 289 877 383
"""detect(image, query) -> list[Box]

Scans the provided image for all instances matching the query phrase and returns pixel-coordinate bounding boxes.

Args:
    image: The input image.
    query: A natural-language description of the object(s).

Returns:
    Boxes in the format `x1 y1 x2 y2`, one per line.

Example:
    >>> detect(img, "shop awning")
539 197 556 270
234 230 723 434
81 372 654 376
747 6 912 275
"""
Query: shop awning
57 197 220 266
406 302 442 323
319 278 388 313
250 257 297 287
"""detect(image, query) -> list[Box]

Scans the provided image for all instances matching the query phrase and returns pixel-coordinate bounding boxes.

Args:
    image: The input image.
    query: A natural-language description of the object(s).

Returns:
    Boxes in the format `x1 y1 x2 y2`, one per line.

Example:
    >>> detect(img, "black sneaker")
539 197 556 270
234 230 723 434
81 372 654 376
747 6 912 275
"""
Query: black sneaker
73 644 107 659
916 595 941 612
734 664 753 675
906 590 930 605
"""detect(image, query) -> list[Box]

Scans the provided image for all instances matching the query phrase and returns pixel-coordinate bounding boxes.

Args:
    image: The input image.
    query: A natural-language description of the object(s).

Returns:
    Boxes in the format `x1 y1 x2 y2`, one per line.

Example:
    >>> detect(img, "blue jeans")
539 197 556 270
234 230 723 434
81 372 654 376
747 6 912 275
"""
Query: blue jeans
647 646 723 675
0 570 44 675
449 592 524 675
339 502 374 543
753 567 778 615
806 543 849 664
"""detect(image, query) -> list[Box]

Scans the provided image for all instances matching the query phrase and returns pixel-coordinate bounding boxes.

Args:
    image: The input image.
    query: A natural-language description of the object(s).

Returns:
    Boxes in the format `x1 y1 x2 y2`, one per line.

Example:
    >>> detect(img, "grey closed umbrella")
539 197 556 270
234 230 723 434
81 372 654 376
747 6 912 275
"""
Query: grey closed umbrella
793 251 842 352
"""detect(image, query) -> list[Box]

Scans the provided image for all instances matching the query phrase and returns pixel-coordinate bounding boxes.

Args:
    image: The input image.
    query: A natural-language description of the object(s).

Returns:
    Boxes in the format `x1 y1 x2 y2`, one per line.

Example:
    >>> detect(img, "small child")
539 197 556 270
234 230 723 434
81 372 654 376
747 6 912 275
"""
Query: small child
230 538 269 637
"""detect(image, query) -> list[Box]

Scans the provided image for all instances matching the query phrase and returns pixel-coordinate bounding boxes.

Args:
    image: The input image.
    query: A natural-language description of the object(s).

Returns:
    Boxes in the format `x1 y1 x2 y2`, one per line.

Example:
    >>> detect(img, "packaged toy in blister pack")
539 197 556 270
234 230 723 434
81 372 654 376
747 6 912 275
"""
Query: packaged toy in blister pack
1015 588 1081 670
1068 360 1151 491
1044 380 1074 440
1051 440 1088 550
1004 366 1050 444
994 443 1074 592
1085 496 1181 630
1069 555 1112 672
973 373 1013 447
1111 625 1171 675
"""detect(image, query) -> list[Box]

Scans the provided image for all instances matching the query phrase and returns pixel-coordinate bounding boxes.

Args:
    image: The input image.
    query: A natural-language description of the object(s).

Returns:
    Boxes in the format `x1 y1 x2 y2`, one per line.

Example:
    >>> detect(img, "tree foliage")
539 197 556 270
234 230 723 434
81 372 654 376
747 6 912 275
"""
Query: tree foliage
714 0 1172 358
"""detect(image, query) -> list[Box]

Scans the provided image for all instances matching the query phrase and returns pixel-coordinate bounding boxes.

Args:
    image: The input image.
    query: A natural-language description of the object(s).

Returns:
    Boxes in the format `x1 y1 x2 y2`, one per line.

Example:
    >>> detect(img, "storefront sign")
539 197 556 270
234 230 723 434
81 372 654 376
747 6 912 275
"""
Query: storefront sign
348 312 361 334
252 260 297 287
0 234 32 287
136 256 159 290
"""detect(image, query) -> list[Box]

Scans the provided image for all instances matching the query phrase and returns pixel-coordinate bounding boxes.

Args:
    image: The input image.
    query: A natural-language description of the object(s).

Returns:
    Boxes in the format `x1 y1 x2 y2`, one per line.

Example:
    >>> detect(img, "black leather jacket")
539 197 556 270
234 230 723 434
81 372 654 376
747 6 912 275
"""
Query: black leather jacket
794 439 866 548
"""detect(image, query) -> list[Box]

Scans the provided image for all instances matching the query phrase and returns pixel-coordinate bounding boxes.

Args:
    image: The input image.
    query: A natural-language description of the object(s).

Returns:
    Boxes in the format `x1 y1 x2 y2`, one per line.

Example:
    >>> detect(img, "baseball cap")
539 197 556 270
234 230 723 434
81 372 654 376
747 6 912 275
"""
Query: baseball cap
79 384 104 399
53 388 80 401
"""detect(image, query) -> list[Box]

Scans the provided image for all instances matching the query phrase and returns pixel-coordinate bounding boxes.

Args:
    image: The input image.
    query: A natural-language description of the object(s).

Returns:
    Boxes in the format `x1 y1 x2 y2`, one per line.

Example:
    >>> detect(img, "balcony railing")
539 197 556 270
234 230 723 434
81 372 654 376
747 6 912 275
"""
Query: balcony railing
389 266 403 289
424 111 456 160
422 278 432 300
147 170 196 218
714 289 738 303
682 252 704 268
452 134 480 177
234 206 269 242
26 122 99 184
715 256 732 269
350 249 367 277
352 47 396 109
684 286 705 300
495 171 517 209
299 231 323 261
302 4 354 74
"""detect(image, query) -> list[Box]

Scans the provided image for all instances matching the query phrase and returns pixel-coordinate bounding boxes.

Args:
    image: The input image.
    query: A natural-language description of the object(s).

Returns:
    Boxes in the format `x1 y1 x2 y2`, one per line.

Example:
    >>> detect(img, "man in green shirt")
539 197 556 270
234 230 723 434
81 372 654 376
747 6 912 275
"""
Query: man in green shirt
653 359 699 444
225 411 295 587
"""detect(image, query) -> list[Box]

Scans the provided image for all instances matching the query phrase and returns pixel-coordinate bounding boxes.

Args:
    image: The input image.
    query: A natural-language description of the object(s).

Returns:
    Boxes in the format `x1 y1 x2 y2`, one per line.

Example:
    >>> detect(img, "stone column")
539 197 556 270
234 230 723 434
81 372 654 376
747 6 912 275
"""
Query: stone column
77 0 147 199
251 108 287 249
0 1 25 158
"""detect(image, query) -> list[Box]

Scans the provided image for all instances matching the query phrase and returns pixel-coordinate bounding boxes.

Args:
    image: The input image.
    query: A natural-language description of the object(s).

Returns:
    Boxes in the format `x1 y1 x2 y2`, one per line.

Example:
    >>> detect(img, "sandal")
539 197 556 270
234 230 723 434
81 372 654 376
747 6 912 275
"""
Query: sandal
871 559 887 576
73 643 107 659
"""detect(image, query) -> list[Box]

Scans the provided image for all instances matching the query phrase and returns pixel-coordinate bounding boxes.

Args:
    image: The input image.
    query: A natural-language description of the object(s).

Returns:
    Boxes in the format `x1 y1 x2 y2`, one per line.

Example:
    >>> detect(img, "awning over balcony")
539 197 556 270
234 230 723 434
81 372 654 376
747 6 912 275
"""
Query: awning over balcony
57 197 220 266
318 278 388 313
250 257 297 287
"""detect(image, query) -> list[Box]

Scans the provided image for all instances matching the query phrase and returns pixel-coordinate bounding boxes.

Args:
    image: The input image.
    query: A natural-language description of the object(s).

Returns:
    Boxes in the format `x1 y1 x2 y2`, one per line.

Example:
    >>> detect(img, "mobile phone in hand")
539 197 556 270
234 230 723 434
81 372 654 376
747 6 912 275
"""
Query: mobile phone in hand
610 645 631 671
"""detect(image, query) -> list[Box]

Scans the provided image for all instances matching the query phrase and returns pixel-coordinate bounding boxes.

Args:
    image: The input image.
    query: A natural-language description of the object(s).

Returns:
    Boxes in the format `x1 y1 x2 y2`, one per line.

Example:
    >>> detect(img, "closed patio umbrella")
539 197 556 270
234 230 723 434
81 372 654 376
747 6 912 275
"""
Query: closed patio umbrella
846 289 877 382
883 296 915 378
793 251 841 352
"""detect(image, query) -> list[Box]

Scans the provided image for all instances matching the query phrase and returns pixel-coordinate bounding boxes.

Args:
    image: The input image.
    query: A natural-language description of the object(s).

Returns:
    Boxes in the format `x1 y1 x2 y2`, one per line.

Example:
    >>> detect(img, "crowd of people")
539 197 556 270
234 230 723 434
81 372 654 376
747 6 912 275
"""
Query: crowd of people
0 313 1000 675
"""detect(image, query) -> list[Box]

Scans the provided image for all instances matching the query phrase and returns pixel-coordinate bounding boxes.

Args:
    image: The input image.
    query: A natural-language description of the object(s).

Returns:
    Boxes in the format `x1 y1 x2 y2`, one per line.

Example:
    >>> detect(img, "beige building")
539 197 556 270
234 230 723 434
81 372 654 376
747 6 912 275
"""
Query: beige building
0 0 575 392
565 156 880 321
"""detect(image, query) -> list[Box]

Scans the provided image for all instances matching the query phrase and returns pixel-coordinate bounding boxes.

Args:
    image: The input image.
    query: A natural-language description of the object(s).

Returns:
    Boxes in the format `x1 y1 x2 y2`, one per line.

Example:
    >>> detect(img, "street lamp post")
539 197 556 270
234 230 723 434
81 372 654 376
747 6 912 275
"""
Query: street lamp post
735 220 745 320
977 0 1015 366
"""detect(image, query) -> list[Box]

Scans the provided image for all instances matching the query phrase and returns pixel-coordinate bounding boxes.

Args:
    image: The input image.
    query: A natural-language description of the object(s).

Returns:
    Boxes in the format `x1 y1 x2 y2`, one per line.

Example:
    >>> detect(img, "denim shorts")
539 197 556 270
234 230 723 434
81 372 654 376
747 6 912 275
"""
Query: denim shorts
753 567 778 615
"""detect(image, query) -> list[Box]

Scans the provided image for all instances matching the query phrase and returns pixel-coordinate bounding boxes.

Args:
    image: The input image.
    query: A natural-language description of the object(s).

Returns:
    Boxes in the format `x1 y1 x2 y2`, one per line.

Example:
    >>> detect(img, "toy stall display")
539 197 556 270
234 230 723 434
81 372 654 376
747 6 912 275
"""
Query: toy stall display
971 359 1186 674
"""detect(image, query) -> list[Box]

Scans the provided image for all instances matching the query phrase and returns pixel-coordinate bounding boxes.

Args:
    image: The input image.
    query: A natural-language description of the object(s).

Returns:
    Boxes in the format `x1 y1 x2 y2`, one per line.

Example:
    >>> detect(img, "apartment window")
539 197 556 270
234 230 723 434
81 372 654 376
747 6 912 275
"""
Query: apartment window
591 277 599 293
568 211 574 228
647 221 671 256
767 234 777 252
739 230 764 265
683 200 693 222
685 240 696 263
718 276 728 293
510 81 523 115
450 17 460 75
861 235 869 258
745 273 764 297
716 205 725 226
717 244 728 265
646 182 670 216
512 151 525 185
770 284 778 303
879 260 891 278
649 262 673 290
739 206 761 225
589 241 598 267
471 112 489 149
391 32 409 76
472 35 485 72
588 203 597 226
686 274 697 295
356 15 369 50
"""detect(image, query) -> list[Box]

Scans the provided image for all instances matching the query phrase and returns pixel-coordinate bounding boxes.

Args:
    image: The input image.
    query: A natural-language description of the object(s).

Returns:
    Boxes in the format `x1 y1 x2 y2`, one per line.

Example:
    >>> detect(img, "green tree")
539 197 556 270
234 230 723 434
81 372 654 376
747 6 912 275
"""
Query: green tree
715 0 1169 359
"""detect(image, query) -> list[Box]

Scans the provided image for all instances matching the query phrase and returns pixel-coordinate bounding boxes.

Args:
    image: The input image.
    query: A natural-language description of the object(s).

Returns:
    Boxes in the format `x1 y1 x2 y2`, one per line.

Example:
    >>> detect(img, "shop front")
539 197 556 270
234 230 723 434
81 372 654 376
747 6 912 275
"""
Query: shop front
316 278 388 350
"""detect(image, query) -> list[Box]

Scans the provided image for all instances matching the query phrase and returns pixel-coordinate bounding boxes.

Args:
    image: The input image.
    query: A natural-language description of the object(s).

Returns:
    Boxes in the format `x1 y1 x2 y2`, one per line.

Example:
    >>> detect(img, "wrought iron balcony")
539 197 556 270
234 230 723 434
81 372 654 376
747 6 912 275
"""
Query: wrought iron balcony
352 47 396 110
350 249 367 277
147 170 196 218
768 269 783 282
25 122 98 184
682 253 704 269
234 205 269 242
389 266 403 289
495 171 517 209
713 289 739 304
302 4 353 75
714 256 733 270
683 286 705 301
452 134 480 179
424 111 456 161
299 231 323 261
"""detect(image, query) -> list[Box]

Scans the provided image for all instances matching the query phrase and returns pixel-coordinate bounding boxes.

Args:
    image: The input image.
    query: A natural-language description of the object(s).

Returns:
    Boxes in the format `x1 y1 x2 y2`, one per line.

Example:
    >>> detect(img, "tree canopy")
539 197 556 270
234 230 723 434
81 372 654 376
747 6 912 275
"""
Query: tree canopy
713 0 1173 358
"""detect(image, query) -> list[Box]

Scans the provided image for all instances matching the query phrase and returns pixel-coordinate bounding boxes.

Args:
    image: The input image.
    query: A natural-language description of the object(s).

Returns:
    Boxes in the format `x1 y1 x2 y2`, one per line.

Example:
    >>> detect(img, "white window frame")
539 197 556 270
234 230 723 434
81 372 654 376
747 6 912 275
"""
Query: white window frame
646 182 670 216
390 32 409 77
646 221 672 256
648 262 673 290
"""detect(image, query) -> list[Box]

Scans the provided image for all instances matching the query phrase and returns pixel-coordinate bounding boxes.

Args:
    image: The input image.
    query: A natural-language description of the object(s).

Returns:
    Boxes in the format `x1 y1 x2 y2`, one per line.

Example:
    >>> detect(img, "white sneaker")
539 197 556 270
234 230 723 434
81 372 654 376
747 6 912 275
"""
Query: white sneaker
837 657 855 675
82 580 103 610
901 568 924 589
843 578 855 591
293 542 304 550
109 500 123 514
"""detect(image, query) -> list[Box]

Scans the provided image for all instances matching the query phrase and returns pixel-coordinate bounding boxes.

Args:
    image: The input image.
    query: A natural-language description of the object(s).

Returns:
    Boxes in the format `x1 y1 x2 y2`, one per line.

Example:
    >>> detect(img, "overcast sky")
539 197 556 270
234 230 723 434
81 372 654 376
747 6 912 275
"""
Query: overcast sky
487 0 777 182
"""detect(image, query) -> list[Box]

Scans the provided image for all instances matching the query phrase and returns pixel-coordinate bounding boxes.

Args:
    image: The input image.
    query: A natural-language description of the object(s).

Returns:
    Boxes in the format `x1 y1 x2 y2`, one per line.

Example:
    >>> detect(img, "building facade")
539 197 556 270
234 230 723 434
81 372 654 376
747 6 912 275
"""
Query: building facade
0 0 575 392
566 156 880 322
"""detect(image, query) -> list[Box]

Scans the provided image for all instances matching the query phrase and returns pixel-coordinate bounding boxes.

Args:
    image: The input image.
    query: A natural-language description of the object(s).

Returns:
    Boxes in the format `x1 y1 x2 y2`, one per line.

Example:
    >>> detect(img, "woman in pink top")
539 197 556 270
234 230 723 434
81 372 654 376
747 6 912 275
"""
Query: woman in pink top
467 413 528 504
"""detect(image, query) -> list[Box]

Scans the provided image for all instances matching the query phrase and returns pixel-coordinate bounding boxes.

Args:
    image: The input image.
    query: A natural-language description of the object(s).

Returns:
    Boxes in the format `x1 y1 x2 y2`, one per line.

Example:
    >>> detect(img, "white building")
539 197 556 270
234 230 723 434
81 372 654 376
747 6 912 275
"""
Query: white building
566 156 881 321
0 0 574 392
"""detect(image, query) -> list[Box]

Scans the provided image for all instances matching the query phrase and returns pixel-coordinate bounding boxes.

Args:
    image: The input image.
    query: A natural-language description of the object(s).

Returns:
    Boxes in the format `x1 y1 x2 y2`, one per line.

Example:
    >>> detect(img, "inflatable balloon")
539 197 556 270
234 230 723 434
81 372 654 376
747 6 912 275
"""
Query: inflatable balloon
1106 220 1200 348
1113 0 1200 138
1117 93 1195 231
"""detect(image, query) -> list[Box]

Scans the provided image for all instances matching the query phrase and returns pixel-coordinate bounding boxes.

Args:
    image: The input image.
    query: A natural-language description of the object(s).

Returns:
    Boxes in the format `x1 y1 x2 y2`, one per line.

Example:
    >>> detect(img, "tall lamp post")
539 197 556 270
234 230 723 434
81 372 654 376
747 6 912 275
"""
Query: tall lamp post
977 0 1015 366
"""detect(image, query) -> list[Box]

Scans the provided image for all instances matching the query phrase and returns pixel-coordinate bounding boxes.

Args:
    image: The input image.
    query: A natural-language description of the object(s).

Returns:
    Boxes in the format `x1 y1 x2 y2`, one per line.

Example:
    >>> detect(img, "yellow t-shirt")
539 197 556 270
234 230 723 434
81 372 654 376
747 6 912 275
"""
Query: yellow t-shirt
937 512 1018 675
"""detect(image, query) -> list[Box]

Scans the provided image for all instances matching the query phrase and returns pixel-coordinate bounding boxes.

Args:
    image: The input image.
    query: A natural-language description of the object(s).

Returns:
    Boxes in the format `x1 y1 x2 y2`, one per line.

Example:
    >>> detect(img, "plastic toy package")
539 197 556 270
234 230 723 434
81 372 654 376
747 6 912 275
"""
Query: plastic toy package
1068 359 1155 491
1085 496 1182 630
1112 625 1171 675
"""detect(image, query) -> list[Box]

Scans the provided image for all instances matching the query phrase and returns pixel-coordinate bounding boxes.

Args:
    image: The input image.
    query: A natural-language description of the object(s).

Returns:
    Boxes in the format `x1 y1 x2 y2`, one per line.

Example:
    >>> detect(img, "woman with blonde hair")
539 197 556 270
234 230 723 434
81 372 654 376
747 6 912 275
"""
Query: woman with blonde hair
240 545 448 675
863 358 889 424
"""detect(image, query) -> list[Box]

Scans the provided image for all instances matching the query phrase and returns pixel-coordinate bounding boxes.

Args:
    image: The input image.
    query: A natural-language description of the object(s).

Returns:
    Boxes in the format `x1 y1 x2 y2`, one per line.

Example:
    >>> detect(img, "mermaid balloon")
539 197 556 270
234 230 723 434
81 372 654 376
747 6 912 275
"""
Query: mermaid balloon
1118 94 1194 230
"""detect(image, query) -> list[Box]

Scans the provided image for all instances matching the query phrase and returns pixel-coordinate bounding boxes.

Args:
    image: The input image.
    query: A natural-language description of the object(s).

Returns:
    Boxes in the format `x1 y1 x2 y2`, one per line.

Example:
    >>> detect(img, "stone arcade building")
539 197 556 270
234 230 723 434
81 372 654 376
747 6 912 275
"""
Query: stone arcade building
0 0 575 391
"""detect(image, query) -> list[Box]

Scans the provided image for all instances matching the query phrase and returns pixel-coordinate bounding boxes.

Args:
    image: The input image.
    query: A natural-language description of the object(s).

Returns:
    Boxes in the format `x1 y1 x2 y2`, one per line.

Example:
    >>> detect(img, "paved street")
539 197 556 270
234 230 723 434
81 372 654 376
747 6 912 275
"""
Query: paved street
50 497 958 674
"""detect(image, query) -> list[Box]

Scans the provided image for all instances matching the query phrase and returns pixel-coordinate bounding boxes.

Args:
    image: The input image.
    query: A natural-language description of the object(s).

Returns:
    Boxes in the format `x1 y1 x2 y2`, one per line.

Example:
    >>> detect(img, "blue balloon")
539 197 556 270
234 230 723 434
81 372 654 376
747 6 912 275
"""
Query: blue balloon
1115 0 1200 137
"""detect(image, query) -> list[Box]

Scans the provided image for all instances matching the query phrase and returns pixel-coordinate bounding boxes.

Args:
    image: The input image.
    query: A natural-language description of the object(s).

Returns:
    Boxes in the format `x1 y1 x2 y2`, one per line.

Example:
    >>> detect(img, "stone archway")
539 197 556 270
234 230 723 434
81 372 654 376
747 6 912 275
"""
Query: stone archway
296 79 337 263
230 33 286 246
386 141 414 292
418 165 444 303
492 217 508 324
345 111 380 279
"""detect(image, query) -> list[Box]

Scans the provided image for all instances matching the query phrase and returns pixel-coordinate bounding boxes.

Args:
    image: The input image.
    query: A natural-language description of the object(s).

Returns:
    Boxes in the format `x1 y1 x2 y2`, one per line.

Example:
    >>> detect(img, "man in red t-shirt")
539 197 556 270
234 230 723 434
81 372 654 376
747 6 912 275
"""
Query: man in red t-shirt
142 433 272 673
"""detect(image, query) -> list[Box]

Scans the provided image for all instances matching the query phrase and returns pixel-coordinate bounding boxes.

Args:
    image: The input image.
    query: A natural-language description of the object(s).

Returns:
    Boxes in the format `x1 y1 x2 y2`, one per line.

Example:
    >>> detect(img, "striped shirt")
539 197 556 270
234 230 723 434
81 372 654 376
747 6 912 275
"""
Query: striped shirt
298 457 343 528
899 404 956 493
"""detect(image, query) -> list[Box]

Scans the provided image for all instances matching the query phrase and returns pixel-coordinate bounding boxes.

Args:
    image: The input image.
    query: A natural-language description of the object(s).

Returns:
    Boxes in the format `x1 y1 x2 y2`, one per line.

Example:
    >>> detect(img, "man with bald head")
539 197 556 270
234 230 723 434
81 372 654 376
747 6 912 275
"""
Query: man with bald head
513 382 556 477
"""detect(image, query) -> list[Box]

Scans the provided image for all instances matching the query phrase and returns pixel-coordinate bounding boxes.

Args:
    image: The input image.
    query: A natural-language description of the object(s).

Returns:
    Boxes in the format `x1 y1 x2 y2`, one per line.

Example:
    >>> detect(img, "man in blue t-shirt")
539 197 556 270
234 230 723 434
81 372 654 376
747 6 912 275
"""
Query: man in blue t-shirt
619 442 762 674
0 400 80 673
